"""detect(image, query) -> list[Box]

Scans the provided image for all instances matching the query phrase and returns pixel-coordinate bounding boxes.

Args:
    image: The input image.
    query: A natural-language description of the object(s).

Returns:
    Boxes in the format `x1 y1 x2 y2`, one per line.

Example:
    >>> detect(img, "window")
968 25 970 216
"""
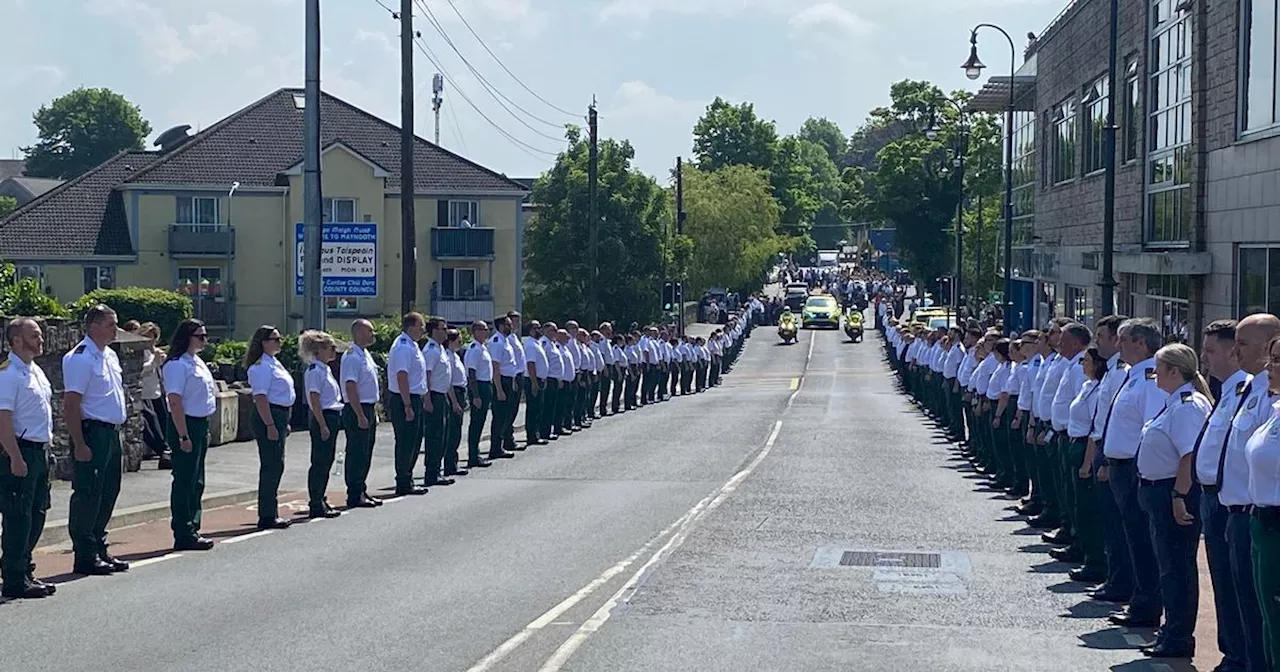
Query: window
1010 110 1036 279
1082 76 1109 174
1066 285 1094 325
447 200 478 228
177 267 223 297
1237 246 1280 316
325 296 358 313
322 198 356 223
14 265 42 285
440 267 479 298
1146 0 1192 244
1243 0 1280 131
176 196 220 228
1139 273 1190 341
1124 59 1141 161
83 266 115 294
1050 99 1078 184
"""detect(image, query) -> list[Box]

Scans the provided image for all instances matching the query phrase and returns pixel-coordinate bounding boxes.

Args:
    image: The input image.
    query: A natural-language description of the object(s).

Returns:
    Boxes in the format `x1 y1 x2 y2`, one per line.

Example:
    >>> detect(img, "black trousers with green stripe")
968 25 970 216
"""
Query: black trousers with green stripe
166 414 211 543
251 405 290 522
68 419 123 563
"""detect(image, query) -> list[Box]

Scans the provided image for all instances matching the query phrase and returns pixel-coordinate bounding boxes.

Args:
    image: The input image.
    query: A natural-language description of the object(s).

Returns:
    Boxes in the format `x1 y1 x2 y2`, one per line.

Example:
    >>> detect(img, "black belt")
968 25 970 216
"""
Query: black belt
84 418 122 429
270 403 292 412
1202 483 1221 495
1227 504 1253 514
322 408 342 417
1254 506 1279 523
1105 457 1135 466
16 437 47 448
1139 477 1174 487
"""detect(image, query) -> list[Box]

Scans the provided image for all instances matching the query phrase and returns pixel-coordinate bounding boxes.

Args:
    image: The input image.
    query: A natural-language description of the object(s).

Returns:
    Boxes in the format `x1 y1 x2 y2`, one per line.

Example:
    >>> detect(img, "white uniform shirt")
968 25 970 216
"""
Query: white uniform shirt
1051 352 1087 431
487 332 520 378
944 344 965 379
507 332 526 376
1102 357 1168 459
973 356 997 396
542 336 563 379
1035 354 1068 422
1091 353 1129 441
598 339 615 366
450 350 467 387
1244 400 1280 506
957 350 978 388
304 360 343 411
340 344 381 404
140 350 163 401
985 361 1010 401
557 343 576 382
1137 384 1212 480
63 338 127 425
1005 361 1027 396
387 333 427 395
465 342 494 382
248 353 296 407
1195 370 1251 485
1221 369 1274 506
162 353 217 418
1022 354 1045 414
0 353 52 442
1067 379 1101 439
423 339 453 394
524 336 549 379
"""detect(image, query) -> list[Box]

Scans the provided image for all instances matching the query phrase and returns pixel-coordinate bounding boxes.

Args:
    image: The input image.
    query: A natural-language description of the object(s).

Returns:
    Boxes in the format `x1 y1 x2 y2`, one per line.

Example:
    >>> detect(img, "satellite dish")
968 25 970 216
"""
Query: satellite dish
154 124 193 152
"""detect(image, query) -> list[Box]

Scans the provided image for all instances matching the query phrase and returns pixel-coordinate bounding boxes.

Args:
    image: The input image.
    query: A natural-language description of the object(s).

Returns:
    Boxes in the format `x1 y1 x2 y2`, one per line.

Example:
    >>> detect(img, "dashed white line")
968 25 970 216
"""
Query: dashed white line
129 552 184 568
381 496 406 504
220 530 274 545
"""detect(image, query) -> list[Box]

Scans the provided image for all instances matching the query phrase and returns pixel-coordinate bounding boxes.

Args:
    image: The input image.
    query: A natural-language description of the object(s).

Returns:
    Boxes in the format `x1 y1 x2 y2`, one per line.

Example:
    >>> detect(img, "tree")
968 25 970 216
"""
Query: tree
22 88 152 179
692 97 778 172
524 127 668 327
777 136 844 248
0 196 16 220
797 117 846 166
681 164 792 296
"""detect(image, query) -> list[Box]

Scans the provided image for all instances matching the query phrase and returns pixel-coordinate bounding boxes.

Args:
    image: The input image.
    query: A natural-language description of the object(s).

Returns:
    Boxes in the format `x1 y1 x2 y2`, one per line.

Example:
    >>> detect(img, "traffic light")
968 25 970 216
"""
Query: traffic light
662 281 675 311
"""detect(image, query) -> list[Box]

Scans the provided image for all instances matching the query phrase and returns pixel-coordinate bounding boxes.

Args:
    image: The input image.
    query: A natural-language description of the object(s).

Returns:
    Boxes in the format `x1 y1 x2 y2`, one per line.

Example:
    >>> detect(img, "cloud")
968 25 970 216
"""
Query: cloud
352 28 397 56
187 12 260 55
86 0 196 70
788 3 874 39
604 81 705 121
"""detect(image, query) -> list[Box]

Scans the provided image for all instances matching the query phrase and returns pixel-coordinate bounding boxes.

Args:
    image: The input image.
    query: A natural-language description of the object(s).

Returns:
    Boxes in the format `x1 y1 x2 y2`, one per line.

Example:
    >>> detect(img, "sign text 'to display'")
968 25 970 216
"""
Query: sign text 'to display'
295 222 378 296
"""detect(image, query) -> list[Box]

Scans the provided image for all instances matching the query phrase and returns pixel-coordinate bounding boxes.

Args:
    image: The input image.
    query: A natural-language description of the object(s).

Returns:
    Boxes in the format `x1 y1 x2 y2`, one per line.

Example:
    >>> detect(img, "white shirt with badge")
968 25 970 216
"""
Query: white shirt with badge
63 338 127 425
1244 399 1280 507
449 350 467 388
248 353 296 407
304 360 343 411
387 332 427 395
423 339 453 394
1195 369 1251 486
1067 378 1102 439
340 343 381 404
1221 369 1274 506
0 353 53 443
1090 353 1129 442
487 332 520 378
524 335 549 379
1036 354 1068 422
1137 383 1212 481
1051 352 1087 431
465 341 494 383
985 361 1010 401
1102 357 1168 459
542 337 563 379
162 352 218 418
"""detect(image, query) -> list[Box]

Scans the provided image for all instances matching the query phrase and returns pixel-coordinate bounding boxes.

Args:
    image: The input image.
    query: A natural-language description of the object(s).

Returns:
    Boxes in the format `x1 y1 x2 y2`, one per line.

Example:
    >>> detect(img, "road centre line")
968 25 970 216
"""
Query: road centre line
221 530 274 545
129 553 184 568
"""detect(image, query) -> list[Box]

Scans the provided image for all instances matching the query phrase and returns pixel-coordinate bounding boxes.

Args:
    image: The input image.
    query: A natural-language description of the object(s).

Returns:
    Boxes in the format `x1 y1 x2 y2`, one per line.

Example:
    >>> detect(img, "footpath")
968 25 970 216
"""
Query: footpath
40 322 725 550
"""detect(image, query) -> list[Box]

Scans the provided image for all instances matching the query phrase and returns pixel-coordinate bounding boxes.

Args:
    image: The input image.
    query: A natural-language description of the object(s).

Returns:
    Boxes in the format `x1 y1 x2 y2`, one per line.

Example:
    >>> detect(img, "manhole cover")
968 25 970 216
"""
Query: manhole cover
839 551 942 568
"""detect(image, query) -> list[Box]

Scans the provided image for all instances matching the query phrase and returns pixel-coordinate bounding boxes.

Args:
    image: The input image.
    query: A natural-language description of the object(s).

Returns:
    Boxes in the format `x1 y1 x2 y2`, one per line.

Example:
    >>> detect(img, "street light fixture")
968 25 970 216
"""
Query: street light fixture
963 23 1016 337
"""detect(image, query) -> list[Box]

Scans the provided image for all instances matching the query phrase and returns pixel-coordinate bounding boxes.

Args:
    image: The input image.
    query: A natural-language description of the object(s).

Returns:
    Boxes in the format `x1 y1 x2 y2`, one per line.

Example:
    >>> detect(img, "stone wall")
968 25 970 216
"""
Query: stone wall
0 317 151 480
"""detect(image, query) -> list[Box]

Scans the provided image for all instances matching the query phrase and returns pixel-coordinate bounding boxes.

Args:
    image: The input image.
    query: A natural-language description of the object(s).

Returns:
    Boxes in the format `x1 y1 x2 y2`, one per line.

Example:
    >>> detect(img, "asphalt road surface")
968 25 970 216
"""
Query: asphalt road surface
1 325 1181 671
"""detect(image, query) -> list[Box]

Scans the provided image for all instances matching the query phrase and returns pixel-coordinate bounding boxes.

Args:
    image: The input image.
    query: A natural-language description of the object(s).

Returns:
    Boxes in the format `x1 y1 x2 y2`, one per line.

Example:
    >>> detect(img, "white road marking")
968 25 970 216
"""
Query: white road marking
534 420 786 672
785 336 814 409
381 496 406 504
130 553 183 568
220 530 274 545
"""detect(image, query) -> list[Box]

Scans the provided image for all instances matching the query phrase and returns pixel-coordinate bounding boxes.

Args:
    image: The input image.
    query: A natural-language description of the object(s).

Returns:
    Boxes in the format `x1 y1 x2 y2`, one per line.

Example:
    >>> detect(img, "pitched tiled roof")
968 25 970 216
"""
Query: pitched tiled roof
126 88 530 194
3 176 65 199
0 151 157 258
0 159 24 182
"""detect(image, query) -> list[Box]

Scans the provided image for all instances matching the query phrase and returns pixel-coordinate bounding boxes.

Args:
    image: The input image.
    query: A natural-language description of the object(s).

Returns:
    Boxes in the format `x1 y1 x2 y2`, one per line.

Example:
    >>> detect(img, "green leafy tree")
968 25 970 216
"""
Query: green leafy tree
0 196 16 219
798 117 847 166
692 97 778 171
681 165 792 296
22 87 152 179
524 127 668 326
780 136 844 248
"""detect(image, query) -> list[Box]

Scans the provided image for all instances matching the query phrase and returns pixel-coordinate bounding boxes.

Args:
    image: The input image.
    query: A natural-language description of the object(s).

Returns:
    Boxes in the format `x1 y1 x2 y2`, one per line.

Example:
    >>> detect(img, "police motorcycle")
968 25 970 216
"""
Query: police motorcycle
844 308 864 343
778 309 798 345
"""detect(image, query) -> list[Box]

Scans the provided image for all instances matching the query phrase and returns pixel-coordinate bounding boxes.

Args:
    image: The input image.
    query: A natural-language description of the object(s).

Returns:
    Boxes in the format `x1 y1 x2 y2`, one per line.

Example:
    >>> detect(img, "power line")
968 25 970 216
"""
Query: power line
414 0 566 136
444 102 467 153
441 0 579 119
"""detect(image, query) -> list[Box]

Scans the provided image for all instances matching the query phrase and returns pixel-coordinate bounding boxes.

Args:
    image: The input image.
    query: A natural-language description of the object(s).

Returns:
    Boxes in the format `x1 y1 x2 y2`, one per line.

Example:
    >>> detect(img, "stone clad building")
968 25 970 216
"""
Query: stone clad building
969 0 1279 340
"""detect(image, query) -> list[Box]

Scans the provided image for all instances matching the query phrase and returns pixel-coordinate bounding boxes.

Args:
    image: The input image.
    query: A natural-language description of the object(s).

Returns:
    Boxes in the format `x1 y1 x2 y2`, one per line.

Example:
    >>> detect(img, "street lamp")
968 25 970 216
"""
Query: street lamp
963 23 1016 337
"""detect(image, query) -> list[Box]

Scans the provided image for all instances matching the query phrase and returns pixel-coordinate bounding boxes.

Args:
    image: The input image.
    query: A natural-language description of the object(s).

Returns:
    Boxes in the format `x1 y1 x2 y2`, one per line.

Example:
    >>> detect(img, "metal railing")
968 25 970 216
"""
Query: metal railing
431 227 495 259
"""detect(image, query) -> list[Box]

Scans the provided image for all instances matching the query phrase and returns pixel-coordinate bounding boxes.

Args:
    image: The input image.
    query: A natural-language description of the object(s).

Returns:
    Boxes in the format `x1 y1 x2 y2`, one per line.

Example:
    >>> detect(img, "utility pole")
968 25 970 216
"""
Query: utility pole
675 156 686 337
587 101 599 327
399 0 416 314
1099 0 1119 316
302 0 324 330
431 73 444 146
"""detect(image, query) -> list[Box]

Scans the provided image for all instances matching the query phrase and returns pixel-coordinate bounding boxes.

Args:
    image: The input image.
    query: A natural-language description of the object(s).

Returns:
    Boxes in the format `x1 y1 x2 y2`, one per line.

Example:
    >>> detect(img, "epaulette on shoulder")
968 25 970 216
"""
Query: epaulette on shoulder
1236 380 1248 394
1145 368 1157 380
469 342 479 348
1180 390 1193 401
74 344 86 354
310 362 319 370
0 359 10 371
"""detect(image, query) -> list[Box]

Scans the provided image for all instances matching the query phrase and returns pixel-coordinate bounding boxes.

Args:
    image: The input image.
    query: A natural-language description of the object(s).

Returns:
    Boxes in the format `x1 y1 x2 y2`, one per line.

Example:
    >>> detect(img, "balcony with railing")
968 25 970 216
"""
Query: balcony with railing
431 227 495 259
191 296 232 327
169 225 236 256
433 295 495 325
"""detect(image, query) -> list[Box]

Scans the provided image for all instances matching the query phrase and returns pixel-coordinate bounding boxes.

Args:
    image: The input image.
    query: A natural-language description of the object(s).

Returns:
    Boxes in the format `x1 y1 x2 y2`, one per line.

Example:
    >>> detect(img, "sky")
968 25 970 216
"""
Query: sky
1 0 1067 180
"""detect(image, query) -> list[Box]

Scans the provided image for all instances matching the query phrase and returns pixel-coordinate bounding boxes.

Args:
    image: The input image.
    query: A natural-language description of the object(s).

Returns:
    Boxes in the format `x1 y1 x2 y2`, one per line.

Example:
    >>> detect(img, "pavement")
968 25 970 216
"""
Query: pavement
1 322 1214 671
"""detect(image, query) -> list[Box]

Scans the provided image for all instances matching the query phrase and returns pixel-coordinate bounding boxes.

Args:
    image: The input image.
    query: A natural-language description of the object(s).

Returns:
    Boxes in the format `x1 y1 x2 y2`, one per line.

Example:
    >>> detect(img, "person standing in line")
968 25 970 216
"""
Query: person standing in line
1242 334 1280 669
504 311 526 454
540 322 563 440
556 328 578 432
465 321 499 467
0 318 55 598
1064 346 1108 585
64 304 129 575
136 322 170 470
246 325 296 530
624 334 641 409
598 323 616 417
341 319 382 509
444 329 469 476
1088 314 1134 606
162 319 219 550
422 318 462 486
387 313 428 496
523 321 548 447
1048 323 1091 565
300 329 343 520
487 316 519 460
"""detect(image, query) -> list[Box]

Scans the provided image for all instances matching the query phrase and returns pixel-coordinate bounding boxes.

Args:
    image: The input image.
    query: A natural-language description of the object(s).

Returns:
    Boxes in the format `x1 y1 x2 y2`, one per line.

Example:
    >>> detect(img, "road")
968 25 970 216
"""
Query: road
1 325 1184 671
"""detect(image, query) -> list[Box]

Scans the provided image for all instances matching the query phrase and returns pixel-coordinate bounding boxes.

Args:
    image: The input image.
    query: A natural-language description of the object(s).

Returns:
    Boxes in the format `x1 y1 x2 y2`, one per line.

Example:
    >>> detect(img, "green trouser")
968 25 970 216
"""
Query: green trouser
1068 438 1105 572
468 381 492 463
1036 425 1061 521
307 409 342 509
994 404 1016 484
1252 511 1280 669
251 405 290 521
1056 433 1076 536
68 419 123 563
1 440 49 591
388 393 423 490
422 391 447 483
166 415 211 543
446 387 466 472
342 403 377 505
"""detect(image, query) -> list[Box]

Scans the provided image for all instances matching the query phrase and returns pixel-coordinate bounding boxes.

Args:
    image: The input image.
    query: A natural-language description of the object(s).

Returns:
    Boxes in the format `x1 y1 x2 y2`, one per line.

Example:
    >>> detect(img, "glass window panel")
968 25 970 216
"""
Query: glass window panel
1246 0 1278 132
1269 249 1280 316
1239 247 1268 316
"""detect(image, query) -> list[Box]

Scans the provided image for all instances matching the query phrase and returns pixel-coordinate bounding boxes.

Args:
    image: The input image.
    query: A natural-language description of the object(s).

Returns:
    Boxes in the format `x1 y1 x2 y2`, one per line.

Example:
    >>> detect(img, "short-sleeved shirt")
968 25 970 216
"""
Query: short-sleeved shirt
0 353 52 442
1051 352 1087 431
1067 379 1101 439
487 332 520 377
1195 369 1251 485
304 360 343 411
507 332 527 374
1102 357 1168 459
423 339 453 394
1222 369 1275 506
1244 400 1280 506
248 353 296 407
524 336 549 378
542 337 563 378
449 350 467 388
162 352 218 418
1137 384 1212 480
985 361 1010 401
1090 354 1128 441
340 344 381 404
557 343 576 382
387 332 427 395
465 342 494 382
62 338 127 424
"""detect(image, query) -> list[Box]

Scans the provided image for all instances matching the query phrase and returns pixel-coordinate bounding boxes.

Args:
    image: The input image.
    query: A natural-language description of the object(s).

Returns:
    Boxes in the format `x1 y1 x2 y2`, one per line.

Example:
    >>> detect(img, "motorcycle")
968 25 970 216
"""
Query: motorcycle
844 316 864 343
778 320 798 345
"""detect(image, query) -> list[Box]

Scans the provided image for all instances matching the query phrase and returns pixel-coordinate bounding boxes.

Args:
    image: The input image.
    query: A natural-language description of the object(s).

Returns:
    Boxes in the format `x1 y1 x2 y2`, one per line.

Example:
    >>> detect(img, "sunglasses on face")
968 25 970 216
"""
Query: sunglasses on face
193 332 208 341
264 336 281 343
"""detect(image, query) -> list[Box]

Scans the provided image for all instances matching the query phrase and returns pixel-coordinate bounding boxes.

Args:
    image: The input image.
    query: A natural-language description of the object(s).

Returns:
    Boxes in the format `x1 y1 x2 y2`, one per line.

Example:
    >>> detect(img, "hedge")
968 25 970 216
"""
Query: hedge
72 288 193 341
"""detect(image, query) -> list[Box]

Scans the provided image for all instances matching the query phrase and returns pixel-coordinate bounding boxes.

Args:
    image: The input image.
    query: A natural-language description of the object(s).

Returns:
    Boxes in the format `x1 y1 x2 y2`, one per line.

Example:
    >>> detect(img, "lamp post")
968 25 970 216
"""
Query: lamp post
1100 0 1119 315
963 24 1016 336
926 98 968 322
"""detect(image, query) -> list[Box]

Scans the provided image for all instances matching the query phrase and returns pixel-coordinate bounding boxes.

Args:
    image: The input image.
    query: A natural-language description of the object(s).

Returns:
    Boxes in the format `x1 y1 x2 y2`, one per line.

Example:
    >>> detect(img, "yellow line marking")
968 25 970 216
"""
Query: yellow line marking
790 378 799 390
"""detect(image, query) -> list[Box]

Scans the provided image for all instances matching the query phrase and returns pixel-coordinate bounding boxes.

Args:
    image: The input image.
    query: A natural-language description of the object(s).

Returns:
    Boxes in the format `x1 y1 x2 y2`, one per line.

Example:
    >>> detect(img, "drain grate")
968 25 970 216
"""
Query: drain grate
839 551 942 568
